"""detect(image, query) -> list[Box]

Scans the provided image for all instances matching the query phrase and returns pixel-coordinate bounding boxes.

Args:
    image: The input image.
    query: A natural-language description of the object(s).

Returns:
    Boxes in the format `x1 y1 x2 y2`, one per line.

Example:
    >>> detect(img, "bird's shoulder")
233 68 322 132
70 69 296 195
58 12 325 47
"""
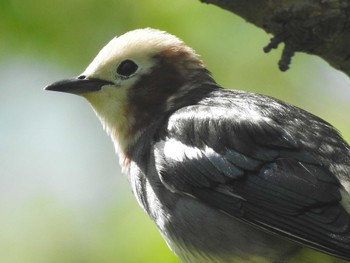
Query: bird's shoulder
160 87 348 160
162 88 312 155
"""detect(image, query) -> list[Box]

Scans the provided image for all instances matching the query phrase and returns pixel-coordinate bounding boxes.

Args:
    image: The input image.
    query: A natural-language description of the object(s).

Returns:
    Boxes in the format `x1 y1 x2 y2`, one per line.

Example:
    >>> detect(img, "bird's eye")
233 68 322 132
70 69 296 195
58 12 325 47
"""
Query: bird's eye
117 60 138 78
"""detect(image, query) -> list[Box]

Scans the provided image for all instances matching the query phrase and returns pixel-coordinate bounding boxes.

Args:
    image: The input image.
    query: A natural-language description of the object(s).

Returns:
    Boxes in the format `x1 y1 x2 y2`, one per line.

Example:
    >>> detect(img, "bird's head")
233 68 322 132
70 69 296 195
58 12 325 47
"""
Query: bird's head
45 28 214 155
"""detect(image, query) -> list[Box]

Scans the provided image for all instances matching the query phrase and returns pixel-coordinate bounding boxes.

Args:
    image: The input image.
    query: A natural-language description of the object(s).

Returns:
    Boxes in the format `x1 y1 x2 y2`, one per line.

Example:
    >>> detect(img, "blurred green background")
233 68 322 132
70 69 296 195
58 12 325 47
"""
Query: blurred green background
1 0 350 262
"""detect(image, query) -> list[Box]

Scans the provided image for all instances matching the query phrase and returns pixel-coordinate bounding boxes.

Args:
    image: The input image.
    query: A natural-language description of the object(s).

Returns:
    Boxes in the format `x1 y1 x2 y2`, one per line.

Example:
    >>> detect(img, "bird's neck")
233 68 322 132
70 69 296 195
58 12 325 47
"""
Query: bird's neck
98 108 164 175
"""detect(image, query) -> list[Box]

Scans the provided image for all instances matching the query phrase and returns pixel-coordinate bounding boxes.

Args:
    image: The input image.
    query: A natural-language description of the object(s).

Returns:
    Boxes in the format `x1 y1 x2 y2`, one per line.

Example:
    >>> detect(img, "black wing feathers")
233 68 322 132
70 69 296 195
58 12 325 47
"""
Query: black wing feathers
154 89 350 259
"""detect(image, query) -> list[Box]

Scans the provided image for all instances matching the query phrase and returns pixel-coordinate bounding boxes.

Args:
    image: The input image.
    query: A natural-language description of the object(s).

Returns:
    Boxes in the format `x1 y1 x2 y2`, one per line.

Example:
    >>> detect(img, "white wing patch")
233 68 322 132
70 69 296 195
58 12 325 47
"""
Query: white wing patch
162 138 203 162
340 189 350 214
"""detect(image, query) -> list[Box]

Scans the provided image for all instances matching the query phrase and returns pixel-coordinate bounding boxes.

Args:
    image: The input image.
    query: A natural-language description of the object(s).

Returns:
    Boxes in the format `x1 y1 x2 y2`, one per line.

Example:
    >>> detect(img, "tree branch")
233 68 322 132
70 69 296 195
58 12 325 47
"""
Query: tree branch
200 0 350 76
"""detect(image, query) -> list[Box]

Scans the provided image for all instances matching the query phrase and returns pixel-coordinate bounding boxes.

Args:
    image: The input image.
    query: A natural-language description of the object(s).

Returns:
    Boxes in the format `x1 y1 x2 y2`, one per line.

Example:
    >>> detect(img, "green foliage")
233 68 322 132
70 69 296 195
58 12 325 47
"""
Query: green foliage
0 197 179 263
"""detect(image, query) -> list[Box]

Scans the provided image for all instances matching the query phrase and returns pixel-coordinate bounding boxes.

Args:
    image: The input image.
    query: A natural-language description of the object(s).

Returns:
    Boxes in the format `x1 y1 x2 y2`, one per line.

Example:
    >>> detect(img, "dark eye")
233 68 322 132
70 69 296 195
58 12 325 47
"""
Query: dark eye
117 59 138 78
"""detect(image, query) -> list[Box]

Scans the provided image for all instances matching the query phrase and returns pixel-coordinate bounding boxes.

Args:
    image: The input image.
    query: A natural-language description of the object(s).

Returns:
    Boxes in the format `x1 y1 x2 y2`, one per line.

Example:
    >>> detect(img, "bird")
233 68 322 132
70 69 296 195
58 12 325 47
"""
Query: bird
45 28 350 263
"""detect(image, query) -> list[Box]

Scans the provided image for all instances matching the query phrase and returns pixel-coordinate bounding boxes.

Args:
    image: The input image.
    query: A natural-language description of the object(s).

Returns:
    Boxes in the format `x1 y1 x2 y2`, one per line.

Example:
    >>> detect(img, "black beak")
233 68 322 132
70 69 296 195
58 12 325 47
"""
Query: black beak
44 77 114 94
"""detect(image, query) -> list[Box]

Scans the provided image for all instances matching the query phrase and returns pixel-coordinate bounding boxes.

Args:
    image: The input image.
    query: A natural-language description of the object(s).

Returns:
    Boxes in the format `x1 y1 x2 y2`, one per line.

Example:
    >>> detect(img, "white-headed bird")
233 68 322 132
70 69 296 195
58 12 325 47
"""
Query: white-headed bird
45 28 350 263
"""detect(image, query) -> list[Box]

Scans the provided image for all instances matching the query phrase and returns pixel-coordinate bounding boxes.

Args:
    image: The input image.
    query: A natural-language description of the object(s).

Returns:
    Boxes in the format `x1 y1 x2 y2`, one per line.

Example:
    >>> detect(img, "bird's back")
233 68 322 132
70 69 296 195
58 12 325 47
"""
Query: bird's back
130 87 350 262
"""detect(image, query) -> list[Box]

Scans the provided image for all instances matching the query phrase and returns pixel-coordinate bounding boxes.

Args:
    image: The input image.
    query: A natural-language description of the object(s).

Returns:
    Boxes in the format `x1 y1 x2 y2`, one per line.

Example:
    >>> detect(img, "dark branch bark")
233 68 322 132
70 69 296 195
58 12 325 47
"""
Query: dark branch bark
200 0 350 77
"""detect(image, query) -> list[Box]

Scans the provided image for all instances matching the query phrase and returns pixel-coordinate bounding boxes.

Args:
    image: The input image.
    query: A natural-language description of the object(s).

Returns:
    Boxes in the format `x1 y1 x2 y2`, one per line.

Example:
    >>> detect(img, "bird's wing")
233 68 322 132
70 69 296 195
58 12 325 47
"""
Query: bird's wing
154 103 350 260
